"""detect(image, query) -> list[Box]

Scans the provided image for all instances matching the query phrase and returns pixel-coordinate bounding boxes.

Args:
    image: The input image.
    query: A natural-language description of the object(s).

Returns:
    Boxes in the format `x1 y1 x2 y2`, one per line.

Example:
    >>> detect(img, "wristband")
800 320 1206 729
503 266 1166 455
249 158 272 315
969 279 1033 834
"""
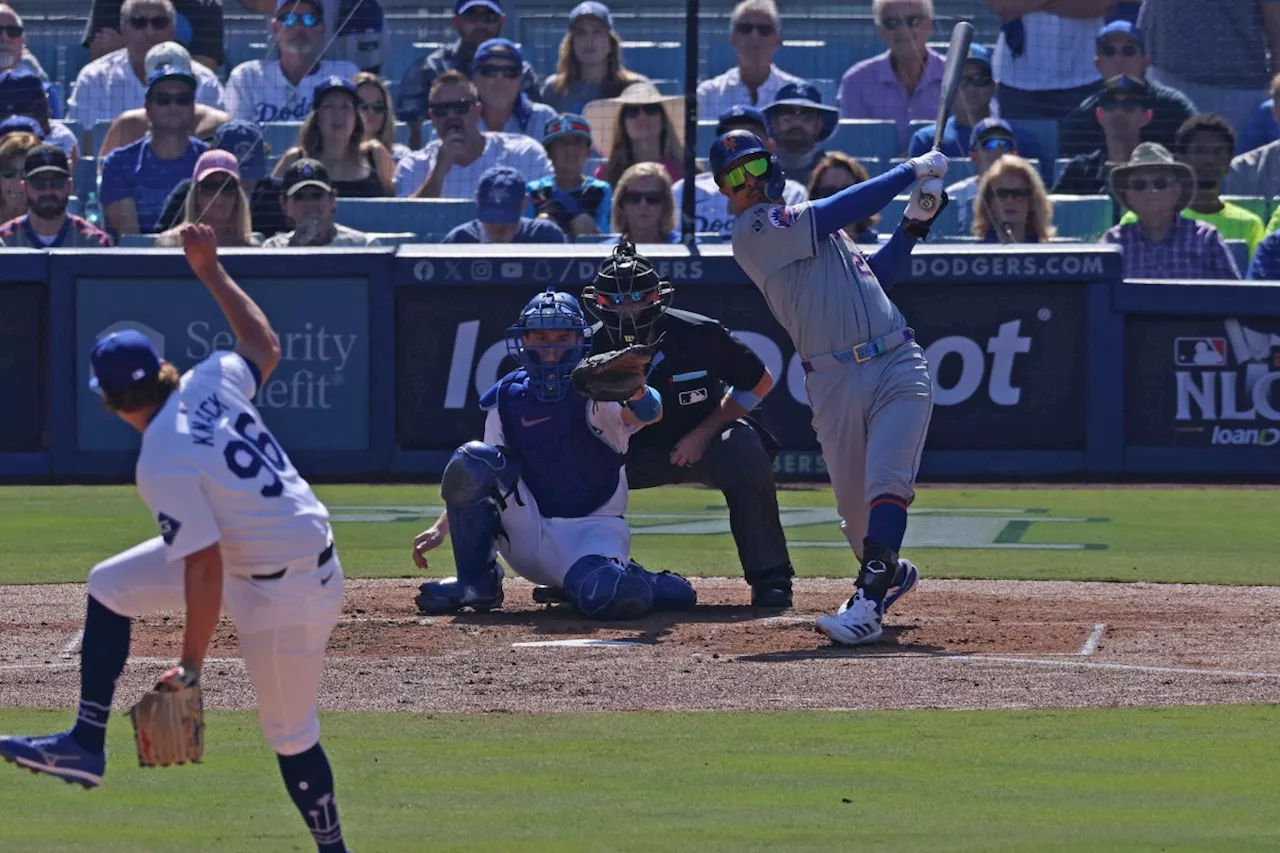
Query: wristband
729 387 763 412
623 385 662 422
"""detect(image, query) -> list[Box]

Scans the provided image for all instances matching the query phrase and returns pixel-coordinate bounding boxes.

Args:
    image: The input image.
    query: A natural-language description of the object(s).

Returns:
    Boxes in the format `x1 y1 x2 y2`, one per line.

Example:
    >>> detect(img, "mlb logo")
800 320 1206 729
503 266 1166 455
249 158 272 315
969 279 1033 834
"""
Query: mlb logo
1173 337 1227 367
679 387 709 405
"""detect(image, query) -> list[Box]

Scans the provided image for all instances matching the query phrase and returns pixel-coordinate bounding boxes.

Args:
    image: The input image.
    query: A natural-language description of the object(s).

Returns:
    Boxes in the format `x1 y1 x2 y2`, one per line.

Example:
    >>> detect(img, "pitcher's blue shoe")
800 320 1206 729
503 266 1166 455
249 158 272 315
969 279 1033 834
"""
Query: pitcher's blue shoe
0 731 105 789
883 559 920 612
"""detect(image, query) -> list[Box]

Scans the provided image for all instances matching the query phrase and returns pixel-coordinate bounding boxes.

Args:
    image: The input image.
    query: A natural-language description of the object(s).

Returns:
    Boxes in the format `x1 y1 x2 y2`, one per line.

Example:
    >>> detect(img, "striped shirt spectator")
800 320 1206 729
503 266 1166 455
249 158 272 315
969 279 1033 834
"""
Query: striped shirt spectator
0 144 113 247
1102 211 1241 279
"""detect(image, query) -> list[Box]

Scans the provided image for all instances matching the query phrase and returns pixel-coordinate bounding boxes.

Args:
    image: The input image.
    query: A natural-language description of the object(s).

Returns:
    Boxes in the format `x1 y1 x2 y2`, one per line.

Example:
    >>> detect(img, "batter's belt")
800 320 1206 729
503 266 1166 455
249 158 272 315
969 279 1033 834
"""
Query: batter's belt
800 329 915 374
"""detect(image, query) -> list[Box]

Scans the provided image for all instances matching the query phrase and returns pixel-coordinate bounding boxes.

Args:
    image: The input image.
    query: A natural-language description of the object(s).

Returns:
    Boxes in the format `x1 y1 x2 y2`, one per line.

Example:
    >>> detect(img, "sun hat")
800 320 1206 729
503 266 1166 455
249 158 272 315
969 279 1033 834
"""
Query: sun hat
582 81 684 156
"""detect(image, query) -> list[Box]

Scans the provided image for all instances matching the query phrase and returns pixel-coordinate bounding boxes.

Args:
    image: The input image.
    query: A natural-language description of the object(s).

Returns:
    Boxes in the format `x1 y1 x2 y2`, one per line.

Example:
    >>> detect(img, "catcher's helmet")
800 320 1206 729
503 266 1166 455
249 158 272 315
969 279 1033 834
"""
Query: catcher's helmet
507 286 591 402
709 130 785 202
581 239 674 347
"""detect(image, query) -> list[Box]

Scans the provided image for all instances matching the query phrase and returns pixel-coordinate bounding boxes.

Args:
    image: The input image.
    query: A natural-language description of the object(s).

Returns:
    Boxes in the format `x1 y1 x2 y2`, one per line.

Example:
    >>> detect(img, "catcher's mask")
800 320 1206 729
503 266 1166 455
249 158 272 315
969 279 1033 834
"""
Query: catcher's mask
581 240 674 347
507 286 592 403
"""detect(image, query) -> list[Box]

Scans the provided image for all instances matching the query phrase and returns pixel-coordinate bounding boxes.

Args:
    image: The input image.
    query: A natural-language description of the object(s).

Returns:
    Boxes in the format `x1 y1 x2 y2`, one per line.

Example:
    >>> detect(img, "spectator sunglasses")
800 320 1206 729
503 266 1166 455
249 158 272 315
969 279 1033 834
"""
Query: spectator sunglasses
621 103 663 119
735 21 776 36
880 14 925 29
358 99 387 115
993 187 1032 200
128 15 170 30
476 64 521 79
1099 43 1141 57
621 191 665 206
278 12 321 27
0 25 23 37
1127 175 1175 192
719 156 770 190
962 72 993 87
428 98 475 117
977 136 1014 153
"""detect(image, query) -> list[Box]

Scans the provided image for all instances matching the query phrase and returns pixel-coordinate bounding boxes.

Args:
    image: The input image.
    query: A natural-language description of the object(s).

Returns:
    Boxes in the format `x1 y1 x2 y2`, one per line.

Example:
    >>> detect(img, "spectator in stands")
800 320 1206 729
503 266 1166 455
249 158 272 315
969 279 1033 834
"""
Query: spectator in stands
396 0 538 151
225 0 358 124
0 6 51 81
154 149 260 246
355 71 411 162
84 0 224 71
100 63 209 234
0 70 79 168
1053 75 1151 196
394 70 552 199
237 0 389 74
949 117 1017 235
1137 0 1280 140
271 76 393 197
540 2 648 116
586 81 686 186
839 0 942 153
1114 114 1265 258
156 119 288 236
697 0 802 117
1237 87 1279 156
673 105 806 236
610 161 680 244
0 130 40 225
0 145 112 247
1059 21 1198 159
97 42 230 159
264 157 381 246
764 81 837 187
526 112 612 238
68 0 225 127
444 165 567 243
988 0 1107 121
472 39 556 140
806 151 878 243
972 154 1056 243
1101 142 1240 279
1246 229 1280 278
1225 73 1280 198
906 44 1042 160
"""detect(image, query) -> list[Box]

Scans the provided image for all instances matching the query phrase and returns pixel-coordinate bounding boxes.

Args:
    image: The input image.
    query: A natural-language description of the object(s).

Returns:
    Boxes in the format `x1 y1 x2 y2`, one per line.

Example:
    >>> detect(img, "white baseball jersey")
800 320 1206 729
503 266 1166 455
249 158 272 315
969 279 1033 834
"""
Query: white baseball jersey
696 65 805 119
67 48 225 128
393 132 553 199
673 171 808 236
135 350 331 576
224 59 361 124
731 200 905 359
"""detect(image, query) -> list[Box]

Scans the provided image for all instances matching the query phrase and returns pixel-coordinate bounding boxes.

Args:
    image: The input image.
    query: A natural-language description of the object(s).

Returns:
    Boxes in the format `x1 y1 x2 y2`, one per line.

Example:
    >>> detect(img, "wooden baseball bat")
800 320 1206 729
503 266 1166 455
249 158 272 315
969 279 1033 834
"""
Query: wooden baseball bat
918 21 974 214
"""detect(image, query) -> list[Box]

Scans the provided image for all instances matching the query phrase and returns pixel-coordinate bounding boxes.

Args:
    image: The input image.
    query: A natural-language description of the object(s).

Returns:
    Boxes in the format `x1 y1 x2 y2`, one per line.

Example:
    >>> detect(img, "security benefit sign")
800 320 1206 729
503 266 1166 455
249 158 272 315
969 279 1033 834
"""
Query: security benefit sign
75 277 369 452
1126 315 1280 448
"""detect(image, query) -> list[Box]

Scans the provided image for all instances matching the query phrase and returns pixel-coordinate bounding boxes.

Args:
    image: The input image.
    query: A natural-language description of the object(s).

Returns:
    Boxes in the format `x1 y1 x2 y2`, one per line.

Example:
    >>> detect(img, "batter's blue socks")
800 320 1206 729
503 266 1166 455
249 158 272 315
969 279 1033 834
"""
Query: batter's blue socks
71 595 131 754
867 494 909 553
279 742 346 853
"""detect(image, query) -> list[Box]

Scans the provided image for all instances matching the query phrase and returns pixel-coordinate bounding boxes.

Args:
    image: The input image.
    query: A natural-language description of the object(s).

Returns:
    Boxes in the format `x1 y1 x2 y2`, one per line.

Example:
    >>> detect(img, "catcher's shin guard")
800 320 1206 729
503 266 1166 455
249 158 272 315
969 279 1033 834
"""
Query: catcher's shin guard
563 555 654 619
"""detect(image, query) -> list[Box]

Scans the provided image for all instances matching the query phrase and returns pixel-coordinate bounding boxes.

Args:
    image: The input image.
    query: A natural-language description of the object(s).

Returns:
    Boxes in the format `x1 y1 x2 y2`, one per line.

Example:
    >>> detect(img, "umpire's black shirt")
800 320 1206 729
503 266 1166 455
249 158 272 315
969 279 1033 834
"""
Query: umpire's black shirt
590 308 768 449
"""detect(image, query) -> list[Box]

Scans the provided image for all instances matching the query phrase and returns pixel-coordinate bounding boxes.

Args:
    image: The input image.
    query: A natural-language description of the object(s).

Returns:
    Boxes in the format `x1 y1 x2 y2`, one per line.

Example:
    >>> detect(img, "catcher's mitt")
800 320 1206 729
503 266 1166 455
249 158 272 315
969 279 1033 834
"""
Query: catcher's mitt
571 343 654 402
129 667 205 768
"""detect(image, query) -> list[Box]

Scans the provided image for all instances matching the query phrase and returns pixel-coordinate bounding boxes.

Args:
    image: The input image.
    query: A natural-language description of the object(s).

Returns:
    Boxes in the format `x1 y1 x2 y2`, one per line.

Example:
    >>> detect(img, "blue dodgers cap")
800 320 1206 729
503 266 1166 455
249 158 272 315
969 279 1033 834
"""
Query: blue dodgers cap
312 75 358 107
1097 20 1145 52
966 44 993 70
715 104 769 137
0 114 43 139
0 68 45 115
569 1 612 28
147 62 196 93
212 119 266 181
473 38 522 67
89 330 162 395
970 116 1015 150
476 165 527 223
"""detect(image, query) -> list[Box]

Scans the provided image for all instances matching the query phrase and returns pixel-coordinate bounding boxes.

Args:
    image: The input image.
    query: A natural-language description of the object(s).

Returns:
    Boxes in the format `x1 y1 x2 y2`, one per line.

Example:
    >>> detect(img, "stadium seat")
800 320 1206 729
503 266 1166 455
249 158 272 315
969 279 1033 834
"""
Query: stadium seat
393 122 411 147
261 122 303 157
334 197 476 239
74 156 97 198
1048 194 1116 241
60 119 82 144
92 119 114 154
1014 118 1059 182
618 42 686 91
1225 239 1251 273
1223 195 1269 221
1053 158 1073 185
826 120 897 166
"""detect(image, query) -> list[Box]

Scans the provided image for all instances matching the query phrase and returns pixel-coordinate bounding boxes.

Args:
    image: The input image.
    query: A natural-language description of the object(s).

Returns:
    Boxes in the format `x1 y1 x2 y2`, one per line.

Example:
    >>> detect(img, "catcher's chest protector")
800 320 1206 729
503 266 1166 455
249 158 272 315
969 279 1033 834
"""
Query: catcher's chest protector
494 373 621 518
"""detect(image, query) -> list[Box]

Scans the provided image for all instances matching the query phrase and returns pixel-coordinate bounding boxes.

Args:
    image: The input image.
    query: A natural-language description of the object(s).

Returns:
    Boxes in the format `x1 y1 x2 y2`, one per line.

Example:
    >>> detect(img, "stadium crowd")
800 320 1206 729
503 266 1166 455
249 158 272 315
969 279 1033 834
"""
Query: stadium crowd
0 0 1279 276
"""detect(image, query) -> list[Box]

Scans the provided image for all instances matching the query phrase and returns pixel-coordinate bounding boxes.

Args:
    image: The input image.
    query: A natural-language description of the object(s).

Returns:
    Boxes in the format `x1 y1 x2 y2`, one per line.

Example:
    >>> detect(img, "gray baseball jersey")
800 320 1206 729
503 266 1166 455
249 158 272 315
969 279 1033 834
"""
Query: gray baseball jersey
730 200 906 359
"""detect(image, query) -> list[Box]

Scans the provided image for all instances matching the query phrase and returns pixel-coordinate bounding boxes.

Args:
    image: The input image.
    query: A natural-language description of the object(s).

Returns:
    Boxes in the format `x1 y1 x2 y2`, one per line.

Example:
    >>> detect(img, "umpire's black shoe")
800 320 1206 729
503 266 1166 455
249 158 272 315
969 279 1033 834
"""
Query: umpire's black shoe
751 579 793 609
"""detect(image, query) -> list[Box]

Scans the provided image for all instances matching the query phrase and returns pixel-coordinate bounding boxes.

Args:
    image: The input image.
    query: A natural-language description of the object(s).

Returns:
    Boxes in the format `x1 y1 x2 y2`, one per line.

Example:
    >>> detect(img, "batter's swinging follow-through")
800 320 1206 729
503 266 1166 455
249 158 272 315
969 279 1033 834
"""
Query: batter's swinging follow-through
708 25 964 642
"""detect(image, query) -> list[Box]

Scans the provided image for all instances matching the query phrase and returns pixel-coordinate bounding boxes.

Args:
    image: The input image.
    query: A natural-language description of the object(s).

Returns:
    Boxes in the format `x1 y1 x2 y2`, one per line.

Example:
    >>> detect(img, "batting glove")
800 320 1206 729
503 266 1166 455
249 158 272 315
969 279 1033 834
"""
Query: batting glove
906 150 948 180
903 179 950 239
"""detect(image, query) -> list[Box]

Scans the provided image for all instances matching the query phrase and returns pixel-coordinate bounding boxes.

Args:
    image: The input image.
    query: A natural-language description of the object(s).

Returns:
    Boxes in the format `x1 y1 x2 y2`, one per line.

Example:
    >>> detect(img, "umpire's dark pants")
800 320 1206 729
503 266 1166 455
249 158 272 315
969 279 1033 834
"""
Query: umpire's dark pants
625 420 792 584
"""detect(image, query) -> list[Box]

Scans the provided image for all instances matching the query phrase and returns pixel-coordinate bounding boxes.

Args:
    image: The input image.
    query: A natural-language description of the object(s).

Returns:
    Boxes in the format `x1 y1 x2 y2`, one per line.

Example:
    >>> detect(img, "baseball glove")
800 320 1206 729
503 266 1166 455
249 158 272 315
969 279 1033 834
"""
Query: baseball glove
571 343 654 402
129 667 204 768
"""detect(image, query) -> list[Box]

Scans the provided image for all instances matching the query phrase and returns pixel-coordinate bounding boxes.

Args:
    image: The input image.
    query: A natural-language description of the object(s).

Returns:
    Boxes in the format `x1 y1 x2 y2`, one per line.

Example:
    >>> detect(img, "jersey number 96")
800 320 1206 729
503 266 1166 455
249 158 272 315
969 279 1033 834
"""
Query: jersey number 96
223 412 289 497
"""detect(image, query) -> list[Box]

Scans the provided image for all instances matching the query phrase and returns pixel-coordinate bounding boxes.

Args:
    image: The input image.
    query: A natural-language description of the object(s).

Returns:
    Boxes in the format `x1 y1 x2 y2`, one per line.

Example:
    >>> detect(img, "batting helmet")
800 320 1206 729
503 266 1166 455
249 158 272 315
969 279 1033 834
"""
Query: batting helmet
581 239 674 347
709 130 785 202
506 286 591 402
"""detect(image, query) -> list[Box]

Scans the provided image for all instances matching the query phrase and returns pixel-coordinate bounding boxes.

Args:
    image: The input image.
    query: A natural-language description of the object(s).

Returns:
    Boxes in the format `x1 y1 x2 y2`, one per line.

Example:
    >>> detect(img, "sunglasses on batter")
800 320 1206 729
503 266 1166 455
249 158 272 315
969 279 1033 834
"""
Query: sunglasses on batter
719 156 770 190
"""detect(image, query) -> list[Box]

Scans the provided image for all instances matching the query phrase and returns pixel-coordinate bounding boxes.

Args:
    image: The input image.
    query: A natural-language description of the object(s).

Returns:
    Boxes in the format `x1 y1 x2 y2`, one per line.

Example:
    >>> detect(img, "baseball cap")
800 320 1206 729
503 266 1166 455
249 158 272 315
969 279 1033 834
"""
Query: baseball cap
312 75 357 107
1096 20 1145 52
24 144 70 177
282 157 333 196
455 0 502 14
1098 74 1151 105
145 41 193 79
473 38 522 67
970 117 1014 150
147 62 197 93
476 165 526 223
275 0 323 14
716 104 769 137
0 69 45 116
569 1 612 28
543 113 592 146
0 114 42 139
89 330 162 396
212 120 266 181
194 149 241 183
965 44 993 71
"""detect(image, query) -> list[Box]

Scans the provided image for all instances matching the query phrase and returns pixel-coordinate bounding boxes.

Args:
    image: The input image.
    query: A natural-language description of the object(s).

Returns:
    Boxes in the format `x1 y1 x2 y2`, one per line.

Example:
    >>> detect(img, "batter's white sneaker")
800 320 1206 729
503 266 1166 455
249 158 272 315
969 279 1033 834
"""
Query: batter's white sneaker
815 591 883 646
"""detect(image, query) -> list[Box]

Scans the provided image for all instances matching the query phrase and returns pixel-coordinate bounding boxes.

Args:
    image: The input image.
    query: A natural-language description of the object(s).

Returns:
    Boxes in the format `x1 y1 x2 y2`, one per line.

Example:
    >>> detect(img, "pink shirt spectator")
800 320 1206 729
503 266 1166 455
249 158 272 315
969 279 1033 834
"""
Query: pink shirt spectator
838 49 945 154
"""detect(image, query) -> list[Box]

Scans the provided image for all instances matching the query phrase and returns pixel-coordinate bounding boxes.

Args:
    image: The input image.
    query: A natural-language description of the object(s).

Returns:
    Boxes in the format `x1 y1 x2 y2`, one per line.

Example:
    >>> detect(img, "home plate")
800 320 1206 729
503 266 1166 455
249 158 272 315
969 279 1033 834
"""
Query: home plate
511 639 649 649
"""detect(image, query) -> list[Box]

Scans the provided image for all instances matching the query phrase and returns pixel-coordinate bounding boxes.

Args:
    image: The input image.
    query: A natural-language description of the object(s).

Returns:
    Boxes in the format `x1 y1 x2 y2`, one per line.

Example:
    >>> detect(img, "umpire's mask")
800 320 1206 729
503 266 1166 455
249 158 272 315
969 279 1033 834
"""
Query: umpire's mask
581 240 674 347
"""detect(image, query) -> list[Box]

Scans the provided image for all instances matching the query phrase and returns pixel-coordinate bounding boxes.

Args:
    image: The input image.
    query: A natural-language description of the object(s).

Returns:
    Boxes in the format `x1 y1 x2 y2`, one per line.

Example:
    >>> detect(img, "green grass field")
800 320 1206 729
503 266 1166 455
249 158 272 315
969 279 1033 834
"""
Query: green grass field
0 484 1275 850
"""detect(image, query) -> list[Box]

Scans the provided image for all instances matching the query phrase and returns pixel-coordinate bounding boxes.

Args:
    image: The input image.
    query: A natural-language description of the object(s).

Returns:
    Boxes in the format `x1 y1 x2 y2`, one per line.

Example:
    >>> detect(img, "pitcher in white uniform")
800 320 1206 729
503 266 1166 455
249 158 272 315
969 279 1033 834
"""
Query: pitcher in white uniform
711 128 950 646
0 225 355 853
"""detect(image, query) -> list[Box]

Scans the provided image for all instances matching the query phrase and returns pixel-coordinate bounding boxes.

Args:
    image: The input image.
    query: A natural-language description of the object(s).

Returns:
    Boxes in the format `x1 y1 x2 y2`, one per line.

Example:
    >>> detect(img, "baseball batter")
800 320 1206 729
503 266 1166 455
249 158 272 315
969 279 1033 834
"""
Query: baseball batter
412 285 697 619
711 129 950 645
0 226 354 853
